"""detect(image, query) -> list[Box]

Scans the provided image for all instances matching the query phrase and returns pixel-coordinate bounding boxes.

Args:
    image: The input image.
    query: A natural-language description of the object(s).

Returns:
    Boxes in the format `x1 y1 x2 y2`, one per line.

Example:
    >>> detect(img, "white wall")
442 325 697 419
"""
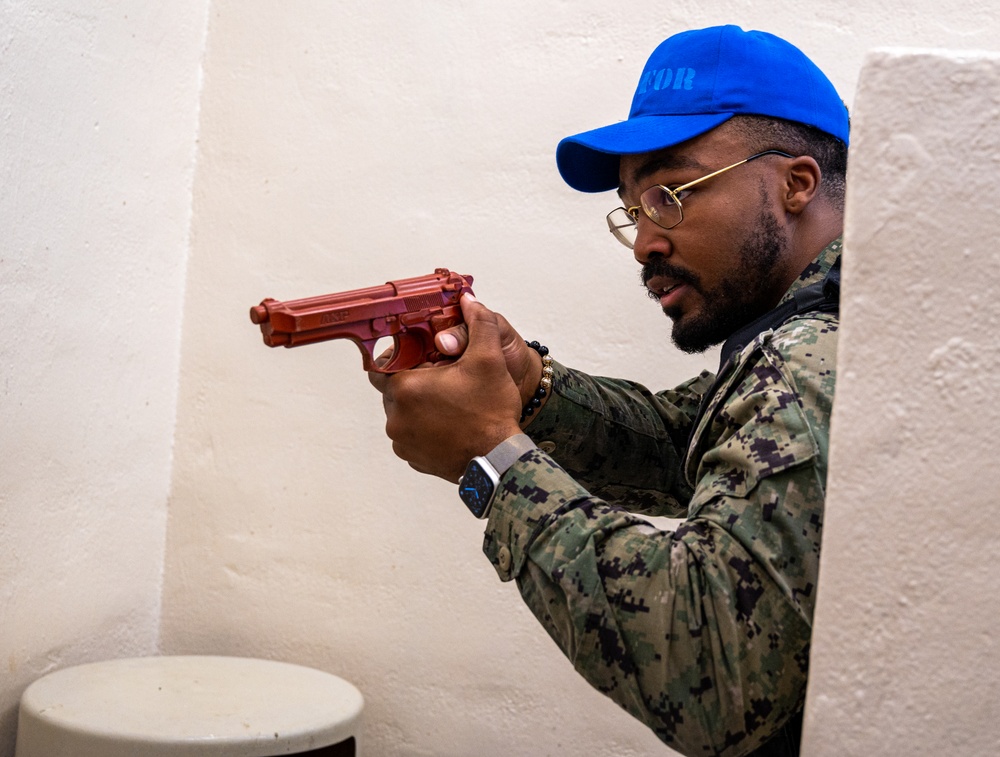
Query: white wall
161 3 1000 756
0 2 208 755
804 47 1000 755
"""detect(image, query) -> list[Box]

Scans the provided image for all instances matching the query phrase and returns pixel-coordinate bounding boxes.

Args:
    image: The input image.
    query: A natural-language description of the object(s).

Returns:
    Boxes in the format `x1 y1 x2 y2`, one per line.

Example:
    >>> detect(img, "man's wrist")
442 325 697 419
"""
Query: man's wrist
484 433 537 477
458 433 537 519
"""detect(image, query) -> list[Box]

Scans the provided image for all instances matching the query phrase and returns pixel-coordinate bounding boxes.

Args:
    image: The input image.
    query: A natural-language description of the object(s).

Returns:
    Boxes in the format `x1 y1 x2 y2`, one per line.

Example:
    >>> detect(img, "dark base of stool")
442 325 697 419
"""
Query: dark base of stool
289 736 355 756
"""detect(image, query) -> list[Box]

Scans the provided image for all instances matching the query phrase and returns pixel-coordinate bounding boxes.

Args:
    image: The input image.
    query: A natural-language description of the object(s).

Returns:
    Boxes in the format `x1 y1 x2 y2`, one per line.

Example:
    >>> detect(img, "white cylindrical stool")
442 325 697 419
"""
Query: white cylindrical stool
15 656 364 757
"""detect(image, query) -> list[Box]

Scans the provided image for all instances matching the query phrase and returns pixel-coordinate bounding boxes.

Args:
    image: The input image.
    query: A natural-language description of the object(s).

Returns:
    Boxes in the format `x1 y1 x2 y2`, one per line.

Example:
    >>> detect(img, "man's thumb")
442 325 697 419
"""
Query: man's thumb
434 325 468 356
459 293 503 357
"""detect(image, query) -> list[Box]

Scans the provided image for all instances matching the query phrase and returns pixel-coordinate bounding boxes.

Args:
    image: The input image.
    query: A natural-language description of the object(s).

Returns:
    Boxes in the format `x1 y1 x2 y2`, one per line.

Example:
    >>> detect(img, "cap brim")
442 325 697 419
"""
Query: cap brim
556 112 735 193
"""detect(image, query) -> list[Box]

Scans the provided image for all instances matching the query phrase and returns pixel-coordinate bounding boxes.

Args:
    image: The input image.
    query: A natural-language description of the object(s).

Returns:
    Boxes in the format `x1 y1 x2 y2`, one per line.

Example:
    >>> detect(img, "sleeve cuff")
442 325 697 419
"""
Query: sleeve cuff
482 446 592 581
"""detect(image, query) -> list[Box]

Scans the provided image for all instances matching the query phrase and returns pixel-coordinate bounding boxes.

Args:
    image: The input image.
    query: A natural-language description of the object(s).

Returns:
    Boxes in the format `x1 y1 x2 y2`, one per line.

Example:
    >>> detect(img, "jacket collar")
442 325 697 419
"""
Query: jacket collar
777 237 843 306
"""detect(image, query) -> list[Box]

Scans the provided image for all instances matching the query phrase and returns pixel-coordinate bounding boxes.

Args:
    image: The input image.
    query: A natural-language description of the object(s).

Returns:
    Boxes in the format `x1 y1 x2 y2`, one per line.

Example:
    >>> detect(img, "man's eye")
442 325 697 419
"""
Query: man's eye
651 186 681 207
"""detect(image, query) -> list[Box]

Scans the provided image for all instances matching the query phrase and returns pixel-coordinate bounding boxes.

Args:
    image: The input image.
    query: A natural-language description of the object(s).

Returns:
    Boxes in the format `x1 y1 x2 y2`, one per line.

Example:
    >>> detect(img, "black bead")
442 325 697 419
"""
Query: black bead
521 339 551 422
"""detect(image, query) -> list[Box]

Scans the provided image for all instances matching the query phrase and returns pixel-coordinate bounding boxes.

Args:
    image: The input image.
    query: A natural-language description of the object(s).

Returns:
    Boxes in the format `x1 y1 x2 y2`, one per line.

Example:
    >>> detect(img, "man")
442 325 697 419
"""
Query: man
370 25 847 757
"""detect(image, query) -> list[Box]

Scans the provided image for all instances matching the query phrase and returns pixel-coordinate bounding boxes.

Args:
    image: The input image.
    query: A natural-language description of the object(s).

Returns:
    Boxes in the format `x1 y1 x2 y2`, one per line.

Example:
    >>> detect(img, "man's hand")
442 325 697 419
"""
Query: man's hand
432 300 543 412
368 294 536 483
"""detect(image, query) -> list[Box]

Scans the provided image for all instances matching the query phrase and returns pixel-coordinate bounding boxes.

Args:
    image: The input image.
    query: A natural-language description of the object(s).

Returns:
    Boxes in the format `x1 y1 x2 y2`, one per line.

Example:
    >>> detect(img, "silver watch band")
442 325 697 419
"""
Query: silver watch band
484 433 537 477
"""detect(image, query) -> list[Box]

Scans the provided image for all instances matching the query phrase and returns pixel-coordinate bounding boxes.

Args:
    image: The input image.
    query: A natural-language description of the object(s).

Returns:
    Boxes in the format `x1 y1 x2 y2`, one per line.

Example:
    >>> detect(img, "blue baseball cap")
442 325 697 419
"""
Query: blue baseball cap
556 25 849 192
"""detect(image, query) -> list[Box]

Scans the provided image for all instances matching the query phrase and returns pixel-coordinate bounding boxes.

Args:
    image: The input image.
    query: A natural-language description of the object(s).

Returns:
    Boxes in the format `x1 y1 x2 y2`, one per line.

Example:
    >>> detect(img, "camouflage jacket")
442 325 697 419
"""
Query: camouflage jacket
483 240 842 756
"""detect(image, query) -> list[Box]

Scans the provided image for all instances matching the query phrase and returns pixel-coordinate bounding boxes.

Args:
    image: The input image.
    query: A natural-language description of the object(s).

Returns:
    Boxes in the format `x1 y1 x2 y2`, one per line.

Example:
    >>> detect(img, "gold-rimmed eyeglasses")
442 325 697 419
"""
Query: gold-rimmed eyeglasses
606 150 794 249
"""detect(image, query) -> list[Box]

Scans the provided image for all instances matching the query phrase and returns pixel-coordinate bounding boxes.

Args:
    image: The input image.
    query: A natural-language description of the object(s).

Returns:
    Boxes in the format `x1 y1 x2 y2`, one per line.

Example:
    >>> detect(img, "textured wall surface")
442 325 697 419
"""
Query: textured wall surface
0 3 209 756
803 48 1000 756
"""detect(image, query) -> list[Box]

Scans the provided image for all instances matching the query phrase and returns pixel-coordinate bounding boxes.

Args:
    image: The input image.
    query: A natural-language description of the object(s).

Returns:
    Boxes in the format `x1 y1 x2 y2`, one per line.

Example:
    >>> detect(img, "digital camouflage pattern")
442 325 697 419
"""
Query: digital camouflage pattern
483 240 842 757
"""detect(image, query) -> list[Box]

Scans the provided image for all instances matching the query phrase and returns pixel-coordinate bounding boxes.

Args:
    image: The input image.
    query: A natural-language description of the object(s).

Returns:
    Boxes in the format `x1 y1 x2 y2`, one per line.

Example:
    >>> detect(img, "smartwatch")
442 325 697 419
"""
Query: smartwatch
458 433 536 519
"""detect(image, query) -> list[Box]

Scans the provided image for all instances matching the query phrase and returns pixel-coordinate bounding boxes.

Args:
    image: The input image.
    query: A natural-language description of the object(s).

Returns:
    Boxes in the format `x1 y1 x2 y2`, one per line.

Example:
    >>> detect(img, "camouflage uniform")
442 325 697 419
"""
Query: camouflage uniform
483 239 841 756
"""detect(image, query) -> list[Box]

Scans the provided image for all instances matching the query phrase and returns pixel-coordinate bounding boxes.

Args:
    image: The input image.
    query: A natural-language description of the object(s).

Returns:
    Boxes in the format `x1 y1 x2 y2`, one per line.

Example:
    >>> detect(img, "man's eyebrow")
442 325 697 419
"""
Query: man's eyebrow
617 153 706 198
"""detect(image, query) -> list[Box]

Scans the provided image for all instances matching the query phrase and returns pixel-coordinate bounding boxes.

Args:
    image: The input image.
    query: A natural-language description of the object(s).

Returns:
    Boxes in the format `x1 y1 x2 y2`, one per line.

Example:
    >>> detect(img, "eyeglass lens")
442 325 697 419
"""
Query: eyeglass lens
606 189 683 249
606 208 638 248
641 187 682 229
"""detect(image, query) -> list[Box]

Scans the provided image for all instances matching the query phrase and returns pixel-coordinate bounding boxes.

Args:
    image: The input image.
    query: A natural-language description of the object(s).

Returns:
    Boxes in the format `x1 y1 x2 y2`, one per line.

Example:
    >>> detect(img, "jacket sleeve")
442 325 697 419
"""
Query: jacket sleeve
483 321 836 756
521 360 715 517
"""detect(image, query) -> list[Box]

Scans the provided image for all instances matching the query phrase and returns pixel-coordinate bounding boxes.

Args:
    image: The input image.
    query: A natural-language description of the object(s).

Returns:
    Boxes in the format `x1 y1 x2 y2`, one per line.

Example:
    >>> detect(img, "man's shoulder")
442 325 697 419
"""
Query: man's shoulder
721 311 838 382
749 313 839 422
766 311 840 364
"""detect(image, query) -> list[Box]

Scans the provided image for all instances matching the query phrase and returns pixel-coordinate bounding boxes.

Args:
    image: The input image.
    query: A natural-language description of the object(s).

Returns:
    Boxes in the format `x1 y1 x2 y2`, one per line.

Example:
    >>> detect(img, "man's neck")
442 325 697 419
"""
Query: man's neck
787 198 844 277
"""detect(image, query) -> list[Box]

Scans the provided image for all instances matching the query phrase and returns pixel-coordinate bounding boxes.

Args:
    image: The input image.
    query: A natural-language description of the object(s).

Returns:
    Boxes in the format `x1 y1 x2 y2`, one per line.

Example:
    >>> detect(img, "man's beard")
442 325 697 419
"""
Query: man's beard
642 208 787 354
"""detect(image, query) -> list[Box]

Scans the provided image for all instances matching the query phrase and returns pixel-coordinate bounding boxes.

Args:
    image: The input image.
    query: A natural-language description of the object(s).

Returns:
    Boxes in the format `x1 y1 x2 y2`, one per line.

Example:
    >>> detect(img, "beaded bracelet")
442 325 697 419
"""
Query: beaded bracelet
520 340 554 423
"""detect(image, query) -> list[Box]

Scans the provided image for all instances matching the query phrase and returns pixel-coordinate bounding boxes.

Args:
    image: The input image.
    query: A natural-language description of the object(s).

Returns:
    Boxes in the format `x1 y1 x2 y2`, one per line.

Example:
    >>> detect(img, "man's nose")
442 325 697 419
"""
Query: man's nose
632 215 672 265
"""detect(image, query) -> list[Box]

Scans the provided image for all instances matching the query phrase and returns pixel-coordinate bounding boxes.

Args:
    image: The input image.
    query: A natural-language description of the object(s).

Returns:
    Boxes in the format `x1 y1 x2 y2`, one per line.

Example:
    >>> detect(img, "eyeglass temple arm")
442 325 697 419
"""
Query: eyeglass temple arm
672 150 793 193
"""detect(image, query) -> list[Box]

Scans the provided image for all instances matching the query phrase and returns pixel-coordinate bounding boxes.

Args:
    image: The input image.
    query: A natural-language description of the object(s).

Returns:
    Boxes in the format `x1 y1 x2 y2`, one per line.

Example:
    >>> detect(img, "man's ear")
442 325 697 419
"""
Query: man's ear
782 156 822 215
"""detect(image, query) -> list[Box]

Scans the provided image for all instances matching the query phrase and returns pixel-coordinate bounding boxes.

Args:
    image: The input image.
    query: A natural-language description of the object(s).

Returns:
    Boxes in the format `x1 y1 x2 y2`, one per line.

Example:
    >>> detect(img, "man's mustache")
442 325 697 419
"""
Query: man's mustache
640 260 700 300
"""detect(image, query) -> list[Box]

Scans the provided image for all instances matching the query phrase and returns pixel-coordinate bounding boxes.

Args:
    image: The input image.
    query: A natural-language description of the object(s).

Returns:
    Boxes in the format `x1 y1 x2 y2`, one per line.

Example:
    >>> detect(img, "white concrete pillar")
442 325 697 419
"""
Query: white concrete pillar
804 48 1000 755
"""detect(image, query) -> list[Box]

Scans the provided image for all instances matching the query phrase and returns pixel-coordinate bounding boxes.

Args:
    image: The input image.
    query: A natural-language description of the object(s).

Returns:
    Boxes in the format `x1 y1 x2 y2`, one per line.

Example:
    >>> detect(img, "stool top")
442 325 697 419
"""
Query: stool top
17 656 363 756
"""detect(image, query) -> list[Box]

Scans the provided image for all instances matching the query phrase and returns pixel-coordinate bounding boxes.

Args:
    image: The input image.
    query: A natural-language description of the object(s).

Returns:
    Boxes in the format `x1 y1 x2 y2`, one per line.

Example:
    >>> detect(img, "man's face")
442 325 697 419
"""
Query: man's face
618 126 796 354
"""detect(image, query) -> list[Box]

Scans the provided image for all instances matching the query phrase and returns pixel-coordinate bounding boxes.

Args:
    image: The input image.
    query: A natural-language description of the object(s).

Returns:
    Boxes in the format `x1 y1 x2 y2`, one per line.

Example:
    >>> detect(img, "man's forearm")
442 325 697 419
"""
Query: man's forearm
521 362 704 514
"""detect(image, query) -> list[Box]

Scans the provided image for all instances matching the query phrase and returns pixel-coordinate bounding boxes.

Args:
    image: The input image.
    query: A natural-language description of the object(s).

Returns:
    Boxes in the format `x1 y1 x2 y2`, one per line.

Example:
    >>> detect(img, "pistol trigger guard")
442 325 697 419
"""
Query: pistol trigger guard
358 333 411 374
352 338 380 373
387 329 430 372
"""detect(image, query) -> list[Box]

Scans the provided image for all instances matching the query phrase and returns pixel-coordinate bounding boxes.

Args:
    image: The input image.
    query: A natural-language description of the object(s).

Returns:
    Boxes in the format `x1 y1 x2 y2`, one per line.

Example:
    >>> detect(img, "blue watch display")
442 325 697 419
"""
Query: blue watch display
458 458 499 519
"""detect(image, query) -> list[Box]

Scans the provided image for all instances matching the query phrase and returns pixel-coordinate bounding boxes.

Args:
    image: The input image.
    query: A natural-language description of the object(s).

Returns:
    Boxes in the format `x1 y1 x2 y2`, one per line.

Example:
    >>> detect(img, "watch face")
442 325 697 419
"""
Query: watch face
459 459 497 519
